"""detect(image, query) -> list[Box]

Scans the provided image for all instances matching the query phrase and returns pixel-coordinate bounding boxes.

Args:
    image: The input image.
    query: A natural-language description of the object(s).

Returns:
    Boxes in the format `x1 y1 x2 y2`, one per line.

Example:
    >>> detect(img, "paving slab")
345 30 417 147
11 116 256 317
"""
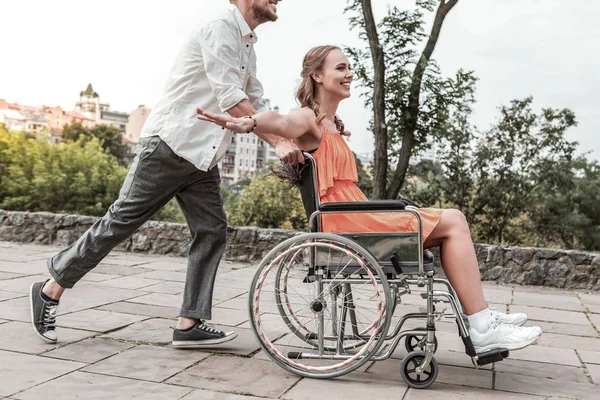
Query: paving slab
78 272 121 282
100 318 174 344
532 320 598 337
579 293 600 306
0 350 85 397
10 371 193 400
494 358 590 383
166 355 300 398
0 321 95 355
81 276 163 290
179 390 267 400
537 332 600 352
57 284 149 314
286 370 406 400
57 309 148 333
137 281 185 294
510 305 591 325
495 370 599 399
43 338 136 363
126 292 183 309
587 363 600 384
0 271 28 280
579 349 600 365
402 384 545 399
512 291 585 311
134 270 187 282
82 345 210 382
588 313 600 328
0 289 26 302
96 301 179 319
0 296 30 321
0 275 49 294
0 259 48 275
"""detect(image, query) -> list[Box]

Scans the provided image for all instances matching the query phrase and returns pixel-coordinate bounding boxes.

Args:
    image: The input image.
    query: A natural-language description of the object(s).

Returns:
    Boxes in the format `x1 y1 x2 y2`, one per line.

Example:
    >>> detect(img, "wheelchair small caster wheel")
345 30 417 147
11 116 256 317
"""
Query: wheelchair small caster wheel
404 331 438 354
400 351 438 389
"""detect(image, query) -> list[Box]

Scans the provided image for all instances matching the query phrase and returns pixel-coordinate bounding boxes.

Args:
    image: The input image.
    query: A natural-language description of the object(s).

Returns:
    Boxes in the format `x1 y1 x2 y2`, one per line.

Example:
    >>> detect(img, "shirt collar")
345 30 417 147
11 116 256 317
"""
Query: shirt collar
231 5 259 43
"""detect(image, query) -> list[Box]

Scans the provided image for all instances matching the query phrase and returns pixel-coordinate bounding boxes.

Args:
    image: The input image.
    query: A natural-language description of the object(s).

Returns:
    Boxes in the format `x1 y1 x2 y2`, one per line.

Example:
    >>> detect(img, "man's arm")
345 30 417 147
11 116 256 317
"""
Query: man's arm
227 99 304 164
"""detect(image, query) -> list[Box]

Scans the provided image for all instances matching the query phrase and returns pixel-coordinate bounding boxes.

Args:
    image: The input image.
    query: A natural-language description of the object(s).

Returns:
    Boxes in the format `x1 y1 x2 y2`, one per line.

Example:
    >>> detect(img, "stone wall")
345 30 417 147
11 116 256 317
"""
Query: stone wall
0 210 598 291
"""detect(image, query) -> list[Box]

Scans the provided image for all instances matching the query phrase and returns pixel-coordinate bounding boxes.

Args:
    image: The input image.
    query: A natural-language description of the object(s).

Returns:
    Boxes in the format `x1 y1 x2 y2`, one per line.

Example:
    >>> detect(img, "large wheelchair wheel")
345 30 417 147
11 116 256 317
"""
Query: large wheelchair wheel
249 233 393 379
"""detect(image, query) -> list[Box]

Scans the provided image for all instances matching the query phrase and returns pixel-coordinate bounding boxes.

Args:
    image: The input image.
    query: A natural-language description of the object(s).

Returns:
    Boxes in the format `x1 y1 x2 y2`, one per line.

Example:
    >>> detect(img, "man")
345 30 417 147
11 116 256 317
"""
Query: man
29 0 302 348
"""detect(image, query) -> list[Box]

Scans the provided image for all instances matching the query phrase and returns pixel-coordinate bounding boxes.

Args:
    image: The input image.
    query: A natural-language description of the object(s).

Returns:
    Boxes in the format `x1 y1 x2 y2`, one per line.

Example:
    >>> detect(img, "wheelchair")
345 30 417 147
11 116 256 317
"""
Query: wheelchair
248 153 509 389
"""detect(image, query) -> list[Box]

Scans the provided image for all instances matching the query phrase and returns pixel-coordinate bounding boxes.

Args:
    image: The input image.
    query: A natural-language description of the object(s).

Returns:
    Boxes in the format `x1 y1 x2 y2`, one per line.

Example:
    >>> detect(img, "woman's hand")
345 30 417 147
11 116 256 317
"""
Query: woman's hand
196 108 254 133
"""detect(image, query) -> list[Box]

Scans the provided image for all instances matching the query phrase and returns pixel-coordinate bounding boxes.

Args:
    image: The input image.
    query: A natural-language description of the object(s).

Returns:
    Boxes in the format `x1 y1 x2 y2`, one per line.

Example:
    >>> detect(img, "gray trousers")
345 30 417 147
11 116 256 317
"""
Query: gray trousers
48 136 227 320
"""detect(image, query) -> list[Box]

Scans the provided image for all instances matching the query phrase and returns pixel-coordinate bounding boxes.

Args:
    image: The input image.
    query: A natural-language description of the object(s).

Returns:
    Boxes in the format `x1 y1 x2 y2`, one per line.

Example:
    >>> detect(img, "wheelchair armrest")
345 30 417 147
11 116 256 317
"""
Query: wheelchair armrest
319 200 407 212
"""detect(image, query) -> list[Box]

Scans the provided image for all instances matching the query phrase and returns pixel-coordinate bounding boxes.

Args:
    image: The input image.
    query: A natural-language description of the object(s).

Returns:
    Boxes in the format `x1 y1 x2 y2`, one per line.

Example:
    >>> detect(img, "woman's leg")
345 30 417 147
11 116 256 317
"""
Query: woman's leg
423 209 487 315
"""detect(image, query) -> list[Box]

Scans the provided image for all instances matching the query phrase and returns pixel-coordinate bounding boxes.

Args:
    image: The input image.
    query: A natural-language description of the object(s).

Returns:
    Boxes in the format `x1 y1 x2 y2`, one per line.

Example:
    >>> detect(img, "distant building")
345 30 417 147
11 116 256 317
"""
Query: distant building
217 102 281 185
75 83 129 134
125 105 151 144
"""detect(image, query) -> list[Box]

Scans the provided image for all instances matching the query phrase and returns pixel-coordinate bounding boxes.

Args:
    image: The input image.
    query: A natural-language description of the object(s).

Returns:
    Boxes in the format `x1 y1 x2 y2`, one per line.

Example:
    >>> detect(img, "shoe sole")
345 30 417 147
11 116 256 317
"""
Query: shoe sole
474 334 540 354
29 283 57 344
172 332 238 348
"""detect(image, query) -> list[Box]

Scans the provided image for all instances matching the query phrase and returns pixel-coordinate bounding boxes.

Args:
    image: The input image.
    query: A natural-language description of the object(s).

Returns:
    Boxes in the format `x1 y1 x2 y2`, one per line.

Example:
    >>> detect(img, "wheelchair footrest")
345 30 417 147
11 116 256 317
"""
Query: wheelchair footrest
476 348 509 366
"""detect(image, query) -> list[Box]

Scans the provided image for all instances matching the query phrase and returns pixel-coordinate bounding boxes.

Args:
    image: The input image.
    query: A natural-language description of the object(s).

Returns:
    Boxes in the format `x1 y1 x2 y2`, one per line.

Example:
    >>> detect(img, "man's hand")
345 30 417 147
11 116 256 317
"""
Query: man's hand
275 140 304 164
197 108 254 133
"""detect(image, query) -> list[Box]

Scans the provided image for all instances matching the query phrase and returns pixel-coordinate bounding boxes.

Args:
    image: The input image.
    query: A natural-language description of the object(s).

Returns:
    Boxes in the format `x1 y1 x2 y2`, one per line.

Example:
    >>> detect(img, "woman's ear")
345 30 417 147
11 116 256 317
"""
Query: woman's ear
312 73 322 84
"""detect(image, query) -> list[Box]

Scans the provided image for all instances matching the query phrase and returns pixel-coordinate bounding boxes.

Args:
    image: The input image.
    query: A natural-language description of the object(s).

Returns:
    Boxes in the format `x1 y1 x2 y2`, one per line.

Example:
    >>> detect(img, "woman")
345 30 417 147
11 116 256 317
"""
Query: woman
197 45 542 353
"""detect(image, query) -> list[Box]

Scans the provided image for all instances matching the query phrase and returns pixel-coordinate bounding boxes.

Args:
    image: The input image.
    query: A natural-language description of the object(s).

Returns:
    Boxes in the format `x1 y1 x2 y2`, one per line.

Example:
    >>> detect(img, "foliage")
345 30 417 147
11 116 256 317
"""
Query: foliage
0 127 127 216
345 0 466 198
62 122 130 164
224 168 307 231
405 97 600 251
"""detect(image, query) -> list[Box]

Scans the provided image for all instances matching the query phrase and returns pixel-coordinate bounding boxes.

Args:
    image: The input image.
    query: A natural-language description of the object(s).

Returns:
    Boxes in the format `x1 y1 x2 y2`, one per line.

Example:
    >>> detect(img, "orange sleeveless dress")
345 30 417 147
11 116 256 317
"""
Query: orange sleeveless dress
312 128 443 242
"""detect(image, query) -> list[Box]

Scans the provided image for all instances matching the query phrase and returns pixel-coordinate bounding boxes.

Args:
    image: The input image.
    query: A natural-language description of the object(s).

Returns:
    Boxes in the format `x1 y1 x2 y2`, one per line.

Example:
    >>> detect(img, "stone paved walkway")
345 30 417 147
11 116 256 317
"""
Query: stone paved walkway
0 241 599 399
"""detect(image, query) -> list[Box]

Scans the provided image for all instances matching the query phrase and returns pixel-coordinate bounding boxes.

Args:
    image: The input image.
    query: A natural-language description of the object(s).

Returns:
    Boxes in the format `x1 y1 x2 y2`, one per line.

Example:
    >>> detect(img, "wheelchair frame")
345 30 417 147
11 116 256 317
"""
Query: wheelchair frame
248 153 508 389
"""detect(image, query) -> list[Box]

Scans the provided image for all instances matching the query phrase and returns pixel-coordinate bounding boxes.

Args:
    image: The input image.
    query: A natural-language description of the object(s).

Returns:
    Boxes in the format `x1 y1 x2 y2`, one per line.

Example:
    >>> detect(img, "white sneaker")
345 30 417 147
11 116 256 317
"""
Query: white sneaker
469 321 542 353
489 308 527 326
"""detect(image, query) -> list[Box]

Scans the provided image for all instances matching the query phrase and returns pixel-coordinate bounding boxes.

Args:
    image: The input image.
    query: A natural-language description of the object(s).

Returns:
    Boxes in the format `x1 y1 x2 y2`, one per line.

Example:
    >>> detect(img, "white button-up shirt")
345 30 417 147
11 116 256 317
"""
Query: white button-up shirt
140 5 267 171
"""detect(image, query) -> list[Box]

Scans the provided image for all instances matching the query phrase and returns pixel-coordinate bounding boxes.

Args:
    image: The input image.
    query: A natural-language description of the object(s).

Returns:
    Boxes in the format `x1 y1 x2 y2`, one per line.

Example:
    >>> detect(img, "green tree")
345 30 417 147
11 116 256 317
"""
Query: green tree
225 169 307 231
0 129 127 216
435 97 580 246
345 0 471 199
62 123 130 164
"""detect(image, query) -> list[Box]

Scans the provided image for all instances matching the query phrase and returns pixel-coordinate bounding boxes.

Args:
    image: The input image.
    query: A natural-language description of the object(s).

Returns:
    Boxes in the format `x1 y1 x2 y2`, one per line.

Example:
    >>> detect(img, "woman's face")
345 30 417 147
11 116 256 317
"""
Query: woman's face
315 49 353 100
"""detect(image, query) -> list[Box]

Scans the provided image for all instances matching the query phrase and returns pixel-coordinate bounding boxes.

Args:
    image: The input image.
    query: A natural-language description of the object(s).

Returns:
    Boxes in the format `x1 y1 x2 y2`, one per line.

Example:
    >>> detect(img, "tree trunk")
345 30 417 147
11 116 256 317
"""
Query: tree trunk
360 0 387 199
386 0 458 199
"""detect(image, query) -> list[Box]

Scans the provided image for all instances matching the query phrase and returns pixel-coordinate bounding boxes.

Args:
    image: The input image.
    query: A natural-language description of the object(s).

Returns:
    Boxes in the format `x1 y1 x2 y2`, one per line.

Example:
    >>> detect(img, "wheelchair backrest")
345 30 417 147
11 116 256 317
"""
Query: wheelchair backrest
299 153 321 230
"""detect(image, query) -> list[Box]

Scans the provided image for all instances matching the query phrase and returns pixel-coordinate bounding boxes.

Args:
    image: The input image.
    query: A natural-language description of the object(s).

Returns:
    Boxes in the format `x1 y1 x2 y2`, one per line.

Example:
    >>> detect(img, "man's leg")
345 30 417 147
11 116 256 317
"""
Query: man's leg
170 166 236 347
30 136 197 342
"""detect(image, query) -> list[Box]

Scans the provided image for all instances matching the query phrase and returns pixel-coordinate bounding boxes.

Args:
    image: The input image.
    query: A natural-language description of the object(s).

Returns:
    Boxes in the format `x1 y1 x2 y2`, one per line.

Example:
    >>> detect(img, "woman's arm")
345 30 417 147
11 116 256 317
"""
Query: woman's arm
197 107 316 140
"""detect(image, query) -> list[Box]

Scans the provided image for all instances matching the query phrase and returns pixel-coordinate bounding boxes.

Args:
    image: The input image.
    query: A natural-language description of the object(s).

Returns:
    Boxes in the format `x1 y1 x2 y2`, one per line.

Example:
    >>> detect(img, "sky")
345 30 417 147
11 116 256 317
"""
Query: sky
1 0 599 160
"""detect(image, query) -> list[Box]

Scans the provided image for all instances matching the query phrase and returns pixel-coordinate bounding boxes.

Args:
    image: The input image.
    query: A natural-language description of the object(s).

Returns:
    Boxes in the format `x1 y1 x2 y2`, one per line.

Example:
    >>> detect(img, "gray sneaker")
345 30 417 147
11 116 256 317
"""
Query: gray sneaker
172 320 237 348
29 281 59 343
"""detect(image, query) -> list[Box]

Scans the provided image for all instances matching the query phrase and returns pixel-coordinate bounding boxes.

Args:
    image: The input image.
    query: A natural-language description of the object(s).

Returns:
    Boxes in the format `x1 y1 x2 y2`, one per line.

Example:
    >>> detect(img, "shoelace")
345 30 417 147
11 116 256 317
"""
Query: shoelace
199 321 220 334
43 303 58 329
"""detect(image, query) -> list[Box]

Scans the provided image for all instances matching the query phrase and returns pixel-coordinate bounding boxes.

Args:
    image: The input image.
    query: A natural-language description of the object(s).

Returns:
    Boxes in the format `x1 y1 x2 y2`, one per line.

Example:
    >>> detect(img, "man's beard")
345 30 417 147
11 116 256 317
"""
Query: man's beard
252 0 278 23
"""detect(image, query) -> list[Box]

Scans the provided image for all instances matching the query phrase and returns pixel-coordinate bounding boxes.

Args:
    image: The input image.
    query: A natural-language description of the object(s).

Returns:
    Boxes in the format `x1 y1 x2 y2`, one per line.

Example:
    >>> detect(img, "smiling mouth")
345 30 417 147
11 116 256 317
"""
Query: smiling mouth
341 82 351 88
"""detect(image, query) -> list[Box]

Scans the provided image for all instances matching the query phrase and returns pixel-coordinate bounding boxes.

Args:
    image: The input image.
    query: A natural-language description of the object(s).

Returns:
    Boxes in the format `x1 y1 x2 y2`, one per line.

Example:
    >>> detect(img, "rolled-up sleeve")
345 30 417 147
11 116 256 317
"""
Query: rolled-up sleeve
247 70 267 113
198 20 248 112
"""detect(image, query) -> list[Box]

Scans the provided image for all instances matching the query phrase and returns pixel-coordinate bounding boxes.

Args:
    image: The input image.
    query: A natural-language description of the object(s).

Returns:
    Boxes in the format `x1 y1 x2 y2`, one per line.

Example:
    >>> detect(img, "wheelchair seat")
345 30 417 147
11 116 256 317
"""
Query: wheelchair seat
299 154 434 275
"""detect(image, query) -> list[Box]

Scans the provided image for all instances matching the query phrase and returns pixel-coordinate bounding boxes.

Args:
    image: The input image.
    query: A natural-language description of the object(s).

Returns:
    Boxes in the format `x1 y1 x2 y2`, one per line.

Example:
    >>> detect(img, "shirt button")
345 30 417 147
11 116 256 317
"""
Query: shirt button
242 66 245 70
246 44 249 48
213 146 216 149
250 34 253 38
